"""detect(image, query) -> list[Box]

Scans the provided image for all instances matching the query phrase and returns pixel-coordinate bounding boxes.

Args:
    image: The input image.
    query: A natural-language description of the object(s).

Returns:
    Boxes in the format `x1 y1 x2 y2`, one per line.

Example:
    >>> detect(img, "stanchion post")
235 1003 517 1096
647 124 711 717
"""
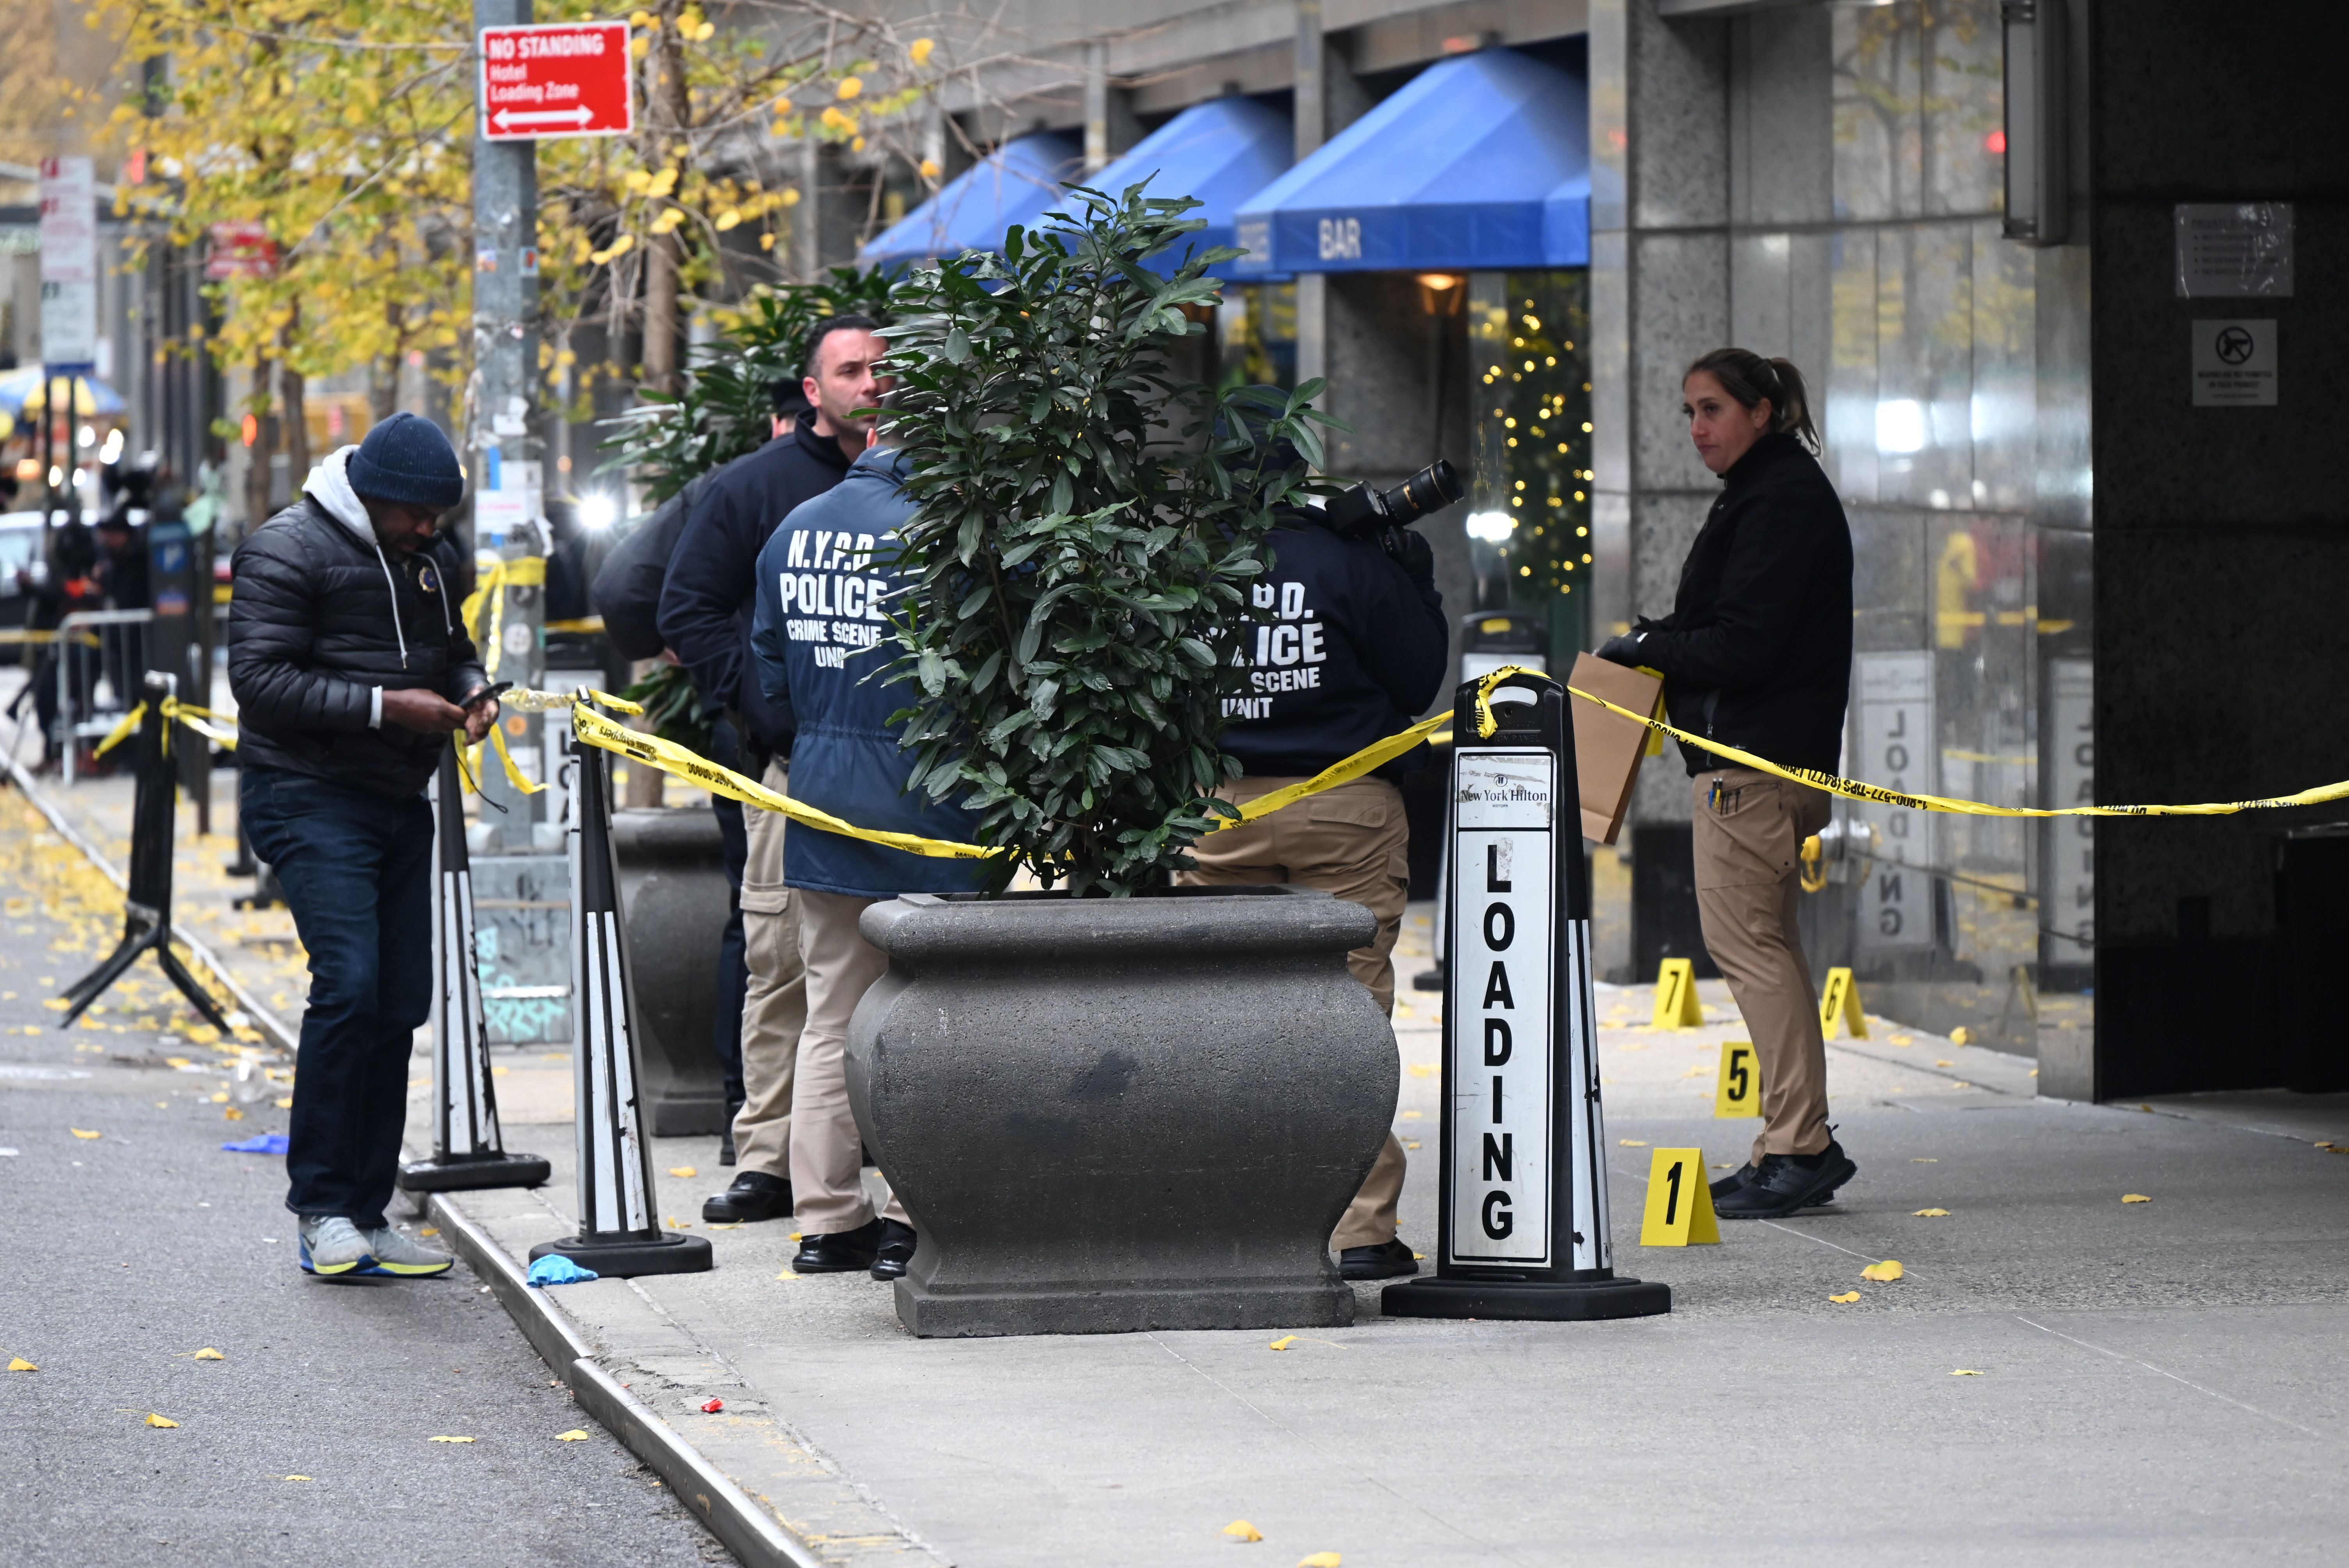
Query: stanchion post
1383 669 1670 1322
398 747 551 1194
60 671 235 1033
528 712 711 1276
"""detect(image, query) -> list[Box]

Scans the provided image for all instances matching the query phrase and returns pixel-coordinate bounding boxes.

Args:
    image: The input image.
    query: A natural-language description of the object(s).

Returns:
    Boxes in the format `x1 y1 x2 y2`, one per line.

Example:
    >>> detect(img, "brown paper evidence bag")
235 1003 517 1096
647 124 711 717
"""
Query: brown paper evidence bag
1565 652 1666 846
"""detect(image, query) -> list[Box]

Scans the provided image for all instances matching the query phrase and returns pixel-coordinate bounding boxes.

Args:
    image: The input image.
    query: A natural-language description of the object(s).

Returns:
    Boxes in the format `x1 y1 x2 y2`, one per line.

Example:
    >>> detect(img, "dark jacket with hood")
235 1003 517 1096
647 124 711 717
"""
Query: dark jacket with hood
749 448 985 900
1217 516 1449 779
657 419 855 760
228 445 487 798
1634 431 1853 777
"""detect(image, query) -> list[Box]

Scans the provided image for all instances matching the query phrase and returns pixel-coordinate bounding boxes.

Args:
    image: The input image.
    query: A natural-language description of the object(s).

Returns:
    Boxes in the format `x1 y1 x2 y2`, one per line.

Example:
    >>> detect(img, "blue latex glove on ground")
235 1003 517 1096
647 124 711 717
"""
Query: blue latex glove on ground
528 1254 600 1286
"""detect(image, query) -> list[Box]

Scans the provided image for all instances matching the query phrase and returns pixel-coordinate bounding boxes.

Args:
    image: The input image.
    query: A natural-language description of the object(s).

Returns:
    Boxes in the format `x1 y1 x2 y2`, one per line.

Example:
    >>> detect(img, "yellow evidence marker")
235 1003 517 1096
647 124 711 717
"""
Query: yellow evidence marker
1652 958 1704 1029
1818 966 1868 1039
1715 1041 1760 1117
1638 1147 1721 1246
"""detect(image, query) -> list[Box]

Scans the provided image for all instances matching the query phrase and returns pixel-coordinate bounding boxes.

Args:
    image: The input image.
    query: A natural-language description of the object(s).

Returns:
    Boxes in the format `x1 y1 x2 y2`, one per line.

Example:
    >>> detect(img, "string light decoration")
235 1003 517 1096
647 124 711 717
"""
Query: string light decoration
1469 273 1593 620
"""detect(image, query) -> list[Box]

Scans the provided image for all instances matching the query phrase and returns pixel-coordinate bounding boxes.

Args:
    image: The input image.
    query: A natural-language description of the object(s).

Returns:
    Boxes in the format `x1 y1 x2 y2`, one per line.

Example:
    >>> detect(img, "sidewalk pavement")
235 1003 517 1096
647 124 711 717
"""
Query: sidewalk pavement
27 768 2349 1564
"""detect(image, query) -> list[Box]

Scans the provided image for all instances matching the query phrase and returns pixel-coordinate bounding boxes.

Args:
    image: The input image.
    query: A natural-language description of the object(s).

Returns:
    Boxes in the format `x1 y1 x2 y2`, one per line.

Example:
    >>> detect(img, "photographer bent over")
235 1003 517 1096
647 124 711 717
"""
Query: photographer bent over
230 413 499 1277
1176 460 1452 1279
1596 349 1857 1220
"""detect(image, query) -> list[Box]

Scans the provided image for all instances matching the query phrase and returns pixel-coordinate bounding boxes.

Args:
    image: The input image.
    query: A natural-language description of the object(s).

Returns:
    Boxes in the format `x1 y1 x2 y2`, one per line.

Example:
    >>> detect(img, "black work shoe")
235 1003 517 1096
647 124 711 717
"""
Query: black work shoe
702 1171 793 1224
1715 1141 1858 1220
869 1220 917 1281
1710 1162 1757 1199
1338 1238 1420 1280
791 1219 882 1273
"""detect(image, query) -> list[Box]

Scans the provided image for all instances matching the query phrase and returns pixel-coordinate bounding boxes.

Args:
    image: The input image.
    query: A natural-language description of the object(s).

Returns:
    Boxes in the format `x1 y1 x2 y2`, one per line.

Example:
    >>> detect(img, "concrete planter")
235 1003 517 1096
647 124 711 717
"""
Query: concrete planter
611 807 731 1136
847 886 1395 1337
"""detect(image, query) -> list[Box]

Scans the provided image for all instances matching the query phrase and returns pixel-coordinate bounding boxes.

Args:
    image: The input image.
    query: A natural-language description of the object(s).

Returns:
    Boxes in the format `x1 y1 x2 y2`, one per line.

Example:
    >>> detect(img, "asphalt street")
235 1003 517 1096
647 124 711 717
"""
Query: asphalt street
0 796 728 1567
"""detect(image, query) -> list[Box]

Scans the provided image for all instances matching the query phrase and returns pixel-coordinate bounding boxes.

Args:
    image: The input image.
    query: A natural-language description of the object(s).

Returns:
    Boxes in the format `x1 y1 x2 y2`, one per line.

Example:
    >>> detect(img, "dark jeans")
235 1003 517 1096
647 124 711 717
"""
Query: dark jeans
241 765 434 1228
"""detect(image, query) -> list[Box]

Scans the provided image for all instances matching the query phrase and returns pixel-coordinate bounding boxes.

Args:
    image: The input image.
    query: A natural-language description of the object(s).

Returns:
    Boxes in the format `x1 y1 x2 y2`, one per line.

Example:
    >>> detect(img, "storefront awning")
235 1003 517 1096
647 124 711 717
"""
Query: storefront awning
860 133 1082 270
0 367 128 419
1043 97 1292 277
1232 48 1590 276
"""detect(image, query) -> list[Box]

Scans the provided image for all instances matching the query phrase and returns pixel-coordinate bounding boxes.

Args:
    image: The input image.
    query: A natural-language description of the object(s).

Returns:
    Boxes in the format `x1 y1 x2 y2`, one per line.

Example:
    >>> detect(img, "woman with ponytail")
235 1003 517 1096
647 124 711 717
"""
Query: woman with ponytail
1596 347 1856 1220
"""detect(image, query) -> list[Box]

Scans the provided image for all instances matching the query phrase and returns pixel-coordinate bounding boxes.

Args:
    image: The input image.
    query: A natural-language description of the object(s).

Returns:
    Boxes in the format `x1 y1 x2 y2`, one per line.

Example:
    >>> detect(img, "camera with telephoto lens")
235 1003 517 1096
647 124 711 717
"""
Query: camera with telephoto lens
1319 459 1465 562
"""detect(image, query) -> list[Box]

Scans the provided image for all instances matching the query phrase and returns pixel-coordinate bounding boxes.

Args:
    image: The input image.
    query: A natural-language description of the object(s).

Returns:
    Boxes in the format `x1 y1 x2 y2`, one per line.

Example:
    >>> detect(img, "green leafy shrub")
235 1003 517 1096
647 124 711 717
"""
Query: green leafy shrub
883 184 1337 896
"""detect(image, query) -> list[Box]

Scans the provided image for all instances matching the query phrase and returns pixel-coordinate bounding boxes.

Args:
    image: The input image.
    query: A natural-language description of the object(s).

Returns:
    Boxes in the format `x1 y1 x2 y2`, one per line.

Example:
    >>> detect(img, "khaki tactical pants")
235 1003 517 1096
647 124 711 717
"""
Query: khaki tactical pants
790 888 911 1235
731 759 806 1181
1690 767 1835 1163
1177 776 1412 1251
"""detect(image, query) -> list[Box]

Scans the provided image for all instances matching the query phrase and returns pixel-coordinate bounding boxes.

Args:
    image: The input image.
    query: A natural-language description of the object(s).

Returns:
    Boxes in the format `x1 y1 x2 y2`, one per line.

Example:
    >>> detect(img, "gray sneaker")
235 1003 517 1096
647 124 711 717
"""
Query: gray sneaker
361 1224 455 1278
299 1216 376 1277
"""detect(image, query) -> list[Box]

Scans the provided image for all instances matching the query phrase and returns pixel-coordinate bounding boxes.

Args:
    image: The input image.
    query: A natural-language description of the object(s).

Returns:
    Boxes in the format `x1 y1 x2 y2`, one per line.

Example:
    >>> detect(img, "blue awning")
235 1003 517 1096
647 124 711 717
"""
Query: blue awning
1232 48 1590 276
1043 97 1292 277
860 133 1082 269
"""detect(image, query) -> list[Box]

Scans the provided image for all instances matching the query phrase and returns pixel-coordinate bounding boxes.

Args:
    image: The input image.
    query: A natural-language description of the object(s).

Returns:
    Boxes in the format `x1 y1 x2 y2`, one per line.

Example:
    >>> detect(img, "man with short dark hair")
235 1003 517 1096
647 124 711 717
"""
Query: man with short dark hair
230 412 499 1278
659 315 886 1225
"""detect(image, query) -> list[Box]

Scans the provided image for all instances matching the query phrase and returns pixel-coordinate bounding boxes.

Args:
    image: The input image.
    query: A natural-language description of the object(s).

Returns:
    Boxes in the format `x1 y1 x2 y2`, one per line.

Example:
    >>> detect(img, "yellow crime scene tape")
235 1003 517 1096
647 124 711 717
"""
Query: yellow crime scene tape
459 555 549 681
92 697 241 759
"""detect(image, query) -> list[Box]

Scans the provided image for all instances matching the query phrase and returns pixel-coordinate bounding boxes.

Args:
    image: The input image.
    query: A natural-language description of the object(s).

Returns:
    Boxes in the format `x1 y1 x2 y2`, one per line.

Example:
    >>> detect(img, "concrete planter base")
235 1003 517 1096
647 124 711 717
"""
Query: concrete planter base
848 886 1395 1338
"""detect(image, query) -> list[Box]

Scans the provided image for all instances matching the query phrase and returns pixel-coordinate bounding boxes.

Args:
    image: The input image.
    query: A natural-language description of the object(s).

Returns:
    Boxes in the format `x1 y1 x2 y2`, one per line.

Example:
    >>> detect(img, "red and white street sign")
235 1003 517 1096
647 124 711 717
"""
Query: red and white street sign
479 21 633 141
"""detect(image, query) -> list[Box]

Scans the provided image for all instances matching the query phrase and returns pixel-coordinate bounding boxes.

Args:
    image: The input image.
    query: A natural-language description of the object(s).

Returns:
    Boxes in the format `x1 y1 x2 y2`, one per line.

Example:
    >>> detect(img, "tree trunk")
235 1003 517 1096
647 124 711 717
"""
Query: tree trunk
278 310 310 488
243 354 274 528
639 4 693 396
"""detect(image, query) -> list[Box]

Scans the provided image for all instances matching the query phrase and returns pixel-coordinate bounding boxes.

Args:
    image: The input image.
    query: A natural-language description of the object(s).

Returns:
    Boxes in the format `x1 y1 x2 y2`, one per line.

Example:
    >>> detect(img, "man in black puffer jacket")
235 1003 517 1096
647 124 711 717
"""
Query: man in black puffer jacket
230 413 499 1281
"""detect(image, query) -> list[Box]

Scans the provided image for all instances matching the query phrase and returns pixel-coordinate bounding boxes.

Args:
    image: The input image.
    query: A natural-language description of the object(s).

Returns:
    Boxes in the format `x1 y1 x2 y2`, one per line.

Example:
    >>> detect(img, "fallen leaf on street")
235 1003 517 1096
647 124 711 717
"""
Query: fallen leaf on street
419 1228 439 1238
554 1431 590 1442
1619 1139 1647 1147
1912 1208 1950 1218
1935 1059 1955 1068
1223 1519 1264 1541
1950 1369 1984 1376
2123 1194 2151 1203
1912 1157 1937 1162
284 1475 312 1481
274 1098 293 1110
146 1413 178 1427
1400 1110 1422 1119
1829 1292 1861 1304
428 1436 476 1443
223 1107 243 1121
669 1166 697 1178
1298 1554 1342 1567
1268 1336 1297 1351
165 1057 191 1069
774 1269 798 1280
8 1358 36 1372
192 1348 225 1360
70 1128 99 1140
1406 1063 1437 1077
1861 1260 1904 1282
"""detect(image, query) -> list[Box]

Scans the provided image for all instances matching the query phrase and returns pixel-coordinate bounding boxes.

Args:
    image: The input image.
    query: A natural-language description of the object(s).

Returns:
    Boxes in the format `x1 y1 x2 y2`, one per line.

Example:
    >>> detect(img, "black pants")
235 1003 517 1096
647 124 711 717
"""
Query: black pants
241 765 433 1228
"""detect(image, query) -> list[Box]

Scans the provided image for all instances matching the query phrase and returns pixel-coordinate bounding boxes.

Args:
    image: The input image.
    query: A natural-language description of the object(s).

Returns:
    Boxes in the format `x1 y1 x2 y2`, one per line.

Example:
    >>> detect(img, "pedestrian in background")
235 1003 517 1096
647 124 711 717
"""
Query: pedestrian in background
1596 348 1855 1219
229 413 499 1277
660 316 885 1224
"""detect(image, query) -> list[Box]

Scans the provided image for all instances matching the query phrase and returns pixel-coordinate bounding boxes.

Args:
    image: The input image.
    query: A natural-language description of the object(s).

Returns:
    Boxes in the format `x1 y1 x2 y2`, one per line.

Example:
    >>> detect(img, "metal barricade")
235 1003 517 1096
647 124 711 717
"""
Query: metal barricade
56 609 155 785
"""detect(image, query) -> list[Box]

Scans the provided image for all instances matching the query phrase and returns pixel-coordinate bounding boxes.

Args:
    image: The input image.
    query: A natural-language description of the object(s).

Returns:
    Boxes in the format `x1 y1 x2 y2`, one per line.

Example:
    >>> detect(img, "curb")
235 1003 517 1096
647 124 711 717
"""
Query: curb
423 1188 832 1568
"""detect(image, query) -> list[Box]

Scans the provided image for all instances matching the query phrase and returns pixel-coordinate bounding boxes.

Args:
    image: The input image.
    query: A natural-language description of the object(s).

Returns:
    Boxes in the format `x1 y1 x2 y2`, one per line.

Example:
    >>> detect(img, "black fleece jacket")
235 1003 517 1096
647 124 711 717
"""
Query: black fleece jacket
228 498 487 798
1636 432 1853 777
656 419 854 759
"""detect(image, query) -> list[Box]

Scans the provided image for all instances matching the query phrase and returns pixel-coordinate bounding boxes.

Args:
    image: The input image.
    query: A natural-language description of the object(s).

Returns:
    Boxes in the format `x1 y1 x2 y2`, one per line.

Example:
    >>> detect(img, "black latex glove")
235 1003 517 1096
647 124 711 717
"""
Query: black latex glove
1383 525 1436 588
1594 630 1650 668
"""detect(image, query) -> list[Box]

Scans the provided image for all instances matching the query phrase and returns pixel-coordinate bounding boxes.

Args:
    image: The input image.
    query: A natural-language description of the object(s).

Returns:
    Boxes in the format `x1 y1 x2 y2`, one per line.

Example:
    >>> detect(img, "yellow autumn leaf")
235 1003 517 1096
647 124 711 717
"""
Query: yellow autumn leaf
165 1056 191 1069
836 75 863 100
224 1107 244 1121
1268 1336 1297 1351
428 1435 476 1443
1860 1259 1903 1282
1299 1555 1342 1567
146 1413 179 1427
284 1475 312 1481
554 1429 590 1441
1912 1208 1950 1218
775 1269 799 1280
275 1097 294 1110
2122 1194 2151 1204
70 1128 100 1140
1618 1139 1647 1147
1223 1520 1264 1542
630 34 650 58
210 1091 228 1103
668 1167 697 1178
909 37 935 66
780 188 801 207
193 1347 225 1360
666 1217 692 1229
7 1358 36 1372
1828 1291 1861 1304
419 1229 440 1238
759 233 777 251
919 157 941 180
851 136 866 152
628 8 652 26
715 210 742 231
1935 1059 1955 1068
1950 1369 1984 1376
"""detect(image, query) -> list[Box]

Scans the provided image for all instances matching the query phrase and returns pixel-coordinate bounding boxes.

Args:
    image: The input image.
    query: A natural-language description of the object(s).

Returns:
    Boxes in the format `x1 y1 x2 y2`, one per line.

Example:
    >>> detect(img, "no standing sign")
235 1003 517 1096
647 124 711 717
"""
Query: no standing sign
479 21 634 141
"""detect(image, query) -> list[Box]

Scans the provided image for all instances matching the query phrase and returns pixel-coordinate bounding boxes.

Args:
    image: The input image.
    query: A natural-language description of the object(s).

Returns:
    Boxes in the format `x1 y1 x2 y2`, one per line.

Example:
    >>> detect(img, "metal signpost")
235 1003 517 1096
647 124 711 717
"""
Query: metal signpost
1385 669 1670 1322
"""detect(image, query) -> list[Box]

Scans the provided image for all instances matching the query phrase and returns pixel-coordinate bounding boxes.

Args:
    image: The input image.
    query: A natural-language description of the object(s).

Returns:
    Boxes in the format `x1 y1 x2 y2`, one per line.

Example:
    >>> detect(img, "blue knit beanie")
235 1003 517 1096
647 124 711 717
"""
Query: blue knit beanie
348 412 465 510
